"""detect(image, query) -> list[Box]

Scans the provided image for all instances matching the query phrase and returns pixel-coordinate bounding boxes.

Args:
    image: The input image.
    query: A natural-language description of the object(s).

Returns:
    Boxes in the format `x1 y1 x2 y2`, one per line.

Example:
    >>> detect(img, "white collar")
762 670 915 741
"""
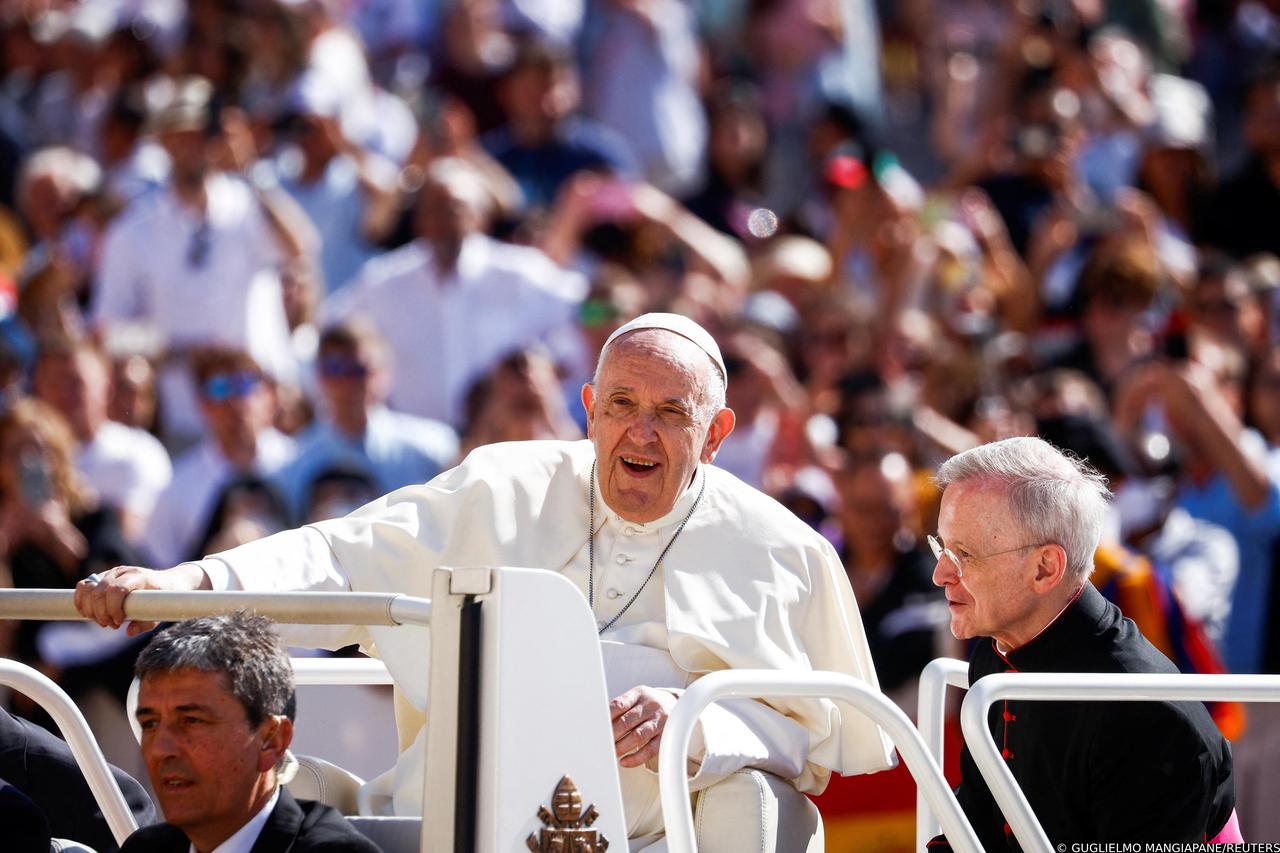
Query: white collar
189 786 280 853
591 463 706 535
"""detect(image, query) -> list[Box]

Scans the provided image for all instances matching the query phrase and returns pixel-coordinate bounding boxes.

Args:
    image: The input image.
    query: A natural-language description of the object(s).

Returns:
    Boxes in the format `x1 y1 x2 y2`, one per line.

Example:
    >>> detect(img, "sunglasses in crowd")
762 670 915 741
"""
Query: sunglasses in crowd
317 354 371 380
200 371 262 403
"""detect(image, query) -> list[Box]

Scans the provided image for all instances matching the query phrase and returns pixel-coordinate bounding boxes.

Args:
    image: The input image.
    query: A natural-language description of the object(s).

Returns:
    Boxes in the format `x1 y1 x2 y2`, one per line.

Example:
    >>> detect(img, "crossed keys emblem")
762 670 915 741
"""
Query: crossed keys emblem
526 775 610 852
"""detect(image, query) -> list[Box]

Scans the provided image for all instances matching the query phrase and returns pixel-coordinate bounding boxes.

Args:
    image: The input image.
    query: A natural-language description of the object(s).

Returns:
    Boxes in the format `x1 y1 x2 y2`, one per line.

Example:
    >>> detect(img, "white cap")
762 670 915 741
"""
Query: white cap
602 312 726 381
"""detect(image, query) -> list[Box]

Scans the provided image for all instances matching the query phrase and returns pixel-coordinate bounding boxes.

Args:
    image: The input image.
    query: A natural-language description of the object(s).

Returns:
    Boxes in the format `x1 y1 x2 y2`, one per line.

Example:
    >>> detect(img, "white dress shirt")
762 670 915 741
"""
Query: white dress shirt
194 787 279 853
92 175 297 441
93 175 291 361
324 234 585 426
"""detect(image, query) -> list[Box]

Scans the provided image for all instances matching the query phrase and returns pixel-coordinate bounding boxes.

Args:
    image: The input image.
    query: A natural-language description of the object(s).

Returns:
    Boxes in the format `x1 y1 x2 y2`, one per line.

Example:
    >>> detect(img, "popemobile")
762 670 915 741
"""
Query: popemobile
2 570 1276 853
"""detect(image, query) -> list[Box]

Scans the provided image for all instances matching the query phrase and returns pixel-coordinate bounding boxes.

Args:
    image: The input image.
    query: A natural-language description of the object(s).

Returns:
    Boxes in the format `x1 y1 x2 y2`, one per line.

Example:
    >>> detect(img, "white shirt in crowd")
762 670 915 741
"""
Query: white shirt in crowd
503 0 584 44
92 174 297 443
144 429 296 568
77 420 173 537
277 153 393 295
275 404 459 520
325 234 585 427
711 410 778 491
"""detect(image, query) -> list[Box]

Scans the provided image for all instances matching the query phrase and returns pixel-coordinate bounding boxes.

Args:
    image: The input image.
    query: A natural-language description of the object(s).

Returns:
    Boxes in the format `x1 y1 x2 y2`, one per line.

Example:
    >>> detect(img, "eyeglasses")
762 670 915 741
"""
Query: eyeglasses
201 371 261 403
317 355 370 380
927 534 1047 578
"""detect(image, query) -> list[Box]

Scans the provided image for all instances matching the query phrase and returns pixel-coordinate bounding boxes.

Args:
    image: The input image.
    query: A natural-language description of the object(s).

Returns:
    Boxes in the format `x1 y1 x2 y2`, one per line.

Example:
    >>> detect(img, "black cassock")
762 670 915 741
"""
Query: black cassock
931 583 1235 850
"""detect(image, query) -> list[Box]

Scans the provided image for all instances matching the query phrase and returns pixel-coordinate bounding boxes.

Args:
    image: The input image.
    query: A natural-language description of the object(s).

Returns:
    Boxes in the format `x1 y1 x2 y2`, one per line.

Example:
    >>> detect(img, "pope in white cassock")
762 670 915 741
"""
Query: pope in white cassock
76 313 895 843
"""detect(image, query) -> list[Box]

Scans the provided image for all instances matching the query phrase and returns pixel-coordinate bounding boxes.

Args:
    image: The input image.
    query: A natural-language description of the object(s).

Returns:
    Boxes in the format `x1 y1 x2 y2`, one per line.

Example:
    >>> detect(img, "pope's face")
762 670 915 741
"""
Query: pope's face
932 480 1042 649
583 331 734 523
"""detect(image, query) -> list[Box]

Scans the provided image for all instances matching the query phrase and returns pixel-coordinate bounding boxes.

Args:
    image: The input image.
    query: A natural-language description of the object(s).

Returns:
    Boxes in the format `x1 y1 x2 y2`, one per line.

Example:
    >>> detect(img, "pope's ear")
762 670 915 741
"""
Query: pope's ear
581 383 596 437
701 408 736 463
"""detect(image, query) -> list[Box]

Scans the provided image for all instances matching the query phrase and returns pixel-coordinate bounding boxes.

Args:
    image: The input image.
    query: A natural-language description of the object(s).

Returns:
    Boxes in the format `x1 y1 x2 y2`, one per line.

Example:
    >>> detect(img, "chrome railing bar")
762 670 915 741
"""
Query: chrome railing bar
961 672 1280 853
916 658 969 850
0 589 432 846
290 657 395 685
0 660 139 845
658 669 982 853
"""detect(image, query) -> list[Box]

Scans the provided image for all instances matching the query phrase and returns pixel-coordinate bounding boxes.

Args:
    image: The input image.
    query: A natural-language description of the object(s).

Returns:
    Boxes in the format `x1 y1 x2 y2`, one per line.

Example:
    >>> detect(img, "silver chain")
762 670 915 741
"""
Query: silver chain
587 459 705 635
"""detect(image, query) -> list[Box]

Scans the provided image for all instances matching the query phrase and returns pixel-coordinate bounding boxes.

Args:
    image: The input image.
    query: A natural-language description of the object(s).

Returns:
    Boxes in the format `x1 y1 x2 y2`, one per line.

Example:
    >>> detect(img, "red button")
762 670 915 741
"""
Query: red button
1001 748 1013 760
1003 710 1016 722
1003 822 1012 837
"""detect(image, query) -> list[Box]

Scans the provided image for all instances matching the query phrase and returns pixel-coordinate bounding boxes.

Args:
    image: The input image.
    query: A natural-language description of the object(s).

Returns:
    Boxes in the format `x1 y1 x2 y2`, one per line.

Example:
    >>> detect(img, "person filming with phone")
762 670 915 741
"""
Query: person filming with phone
0 398 139 592
0 398 146 738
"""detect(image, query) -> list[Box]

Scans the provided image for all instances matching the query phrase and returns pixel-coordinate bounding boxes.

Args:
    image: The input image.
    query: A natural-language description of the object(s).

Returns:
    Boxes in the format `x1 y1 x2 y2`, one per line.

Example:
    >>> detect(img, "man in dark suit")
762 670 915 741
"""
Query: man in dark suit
926 437 1235 849
121 613 379 853
121 788 379 853
0 707 156 851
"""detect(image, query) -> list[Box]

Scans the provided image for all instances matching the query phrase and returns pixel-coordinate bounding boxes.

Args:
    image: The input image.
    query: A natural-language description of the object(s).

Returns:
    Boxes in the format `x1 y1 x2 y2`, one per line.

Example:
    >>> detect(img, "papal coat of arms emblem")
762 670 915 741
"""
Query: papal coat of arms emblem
526 775 610 852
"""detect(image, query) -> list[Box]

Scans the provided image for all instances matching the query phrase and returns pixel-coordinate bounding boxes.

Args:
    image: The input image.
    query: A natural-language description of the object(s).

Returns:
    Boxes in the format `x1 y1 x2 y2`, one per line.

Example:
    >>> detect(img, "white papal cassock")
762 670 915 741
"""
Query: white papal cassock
183 439 895 838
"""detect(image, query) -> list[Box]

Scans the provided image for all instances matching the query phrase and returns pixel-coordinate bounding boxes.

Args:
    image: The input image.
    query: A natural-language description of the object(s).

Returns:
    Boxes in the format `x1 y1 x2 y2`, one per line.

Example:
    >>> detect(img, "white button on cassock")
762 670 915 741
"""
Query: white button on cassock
615 554 632 564
606 588 622 599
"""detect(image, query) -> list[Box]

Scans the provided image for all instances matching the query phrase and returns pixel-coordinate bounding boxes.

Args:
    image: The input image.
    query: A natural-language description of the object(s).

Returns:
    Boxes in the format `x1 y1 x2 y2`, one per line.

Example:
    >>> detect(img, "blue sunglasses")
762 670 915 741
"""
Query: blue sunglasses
317 355 370 380
201 371 261 403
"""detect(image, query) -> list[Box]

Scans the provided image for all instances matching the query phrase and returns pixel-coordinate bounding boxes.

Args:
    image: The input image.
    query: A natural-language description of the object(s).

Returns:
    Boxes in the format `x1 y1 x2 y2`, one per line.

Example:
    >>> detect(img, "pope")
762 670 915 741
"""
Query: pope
76 313 894 843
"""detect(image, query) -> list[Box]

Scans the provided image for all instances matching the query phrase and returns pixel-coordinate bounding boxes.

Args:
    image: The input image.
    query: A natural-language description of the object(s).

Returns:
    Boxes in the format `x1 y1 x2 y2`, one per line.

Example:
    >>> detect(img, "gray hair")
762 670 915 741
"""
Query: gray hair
136 612 295 727
592 331 727 424
935 437 1111 581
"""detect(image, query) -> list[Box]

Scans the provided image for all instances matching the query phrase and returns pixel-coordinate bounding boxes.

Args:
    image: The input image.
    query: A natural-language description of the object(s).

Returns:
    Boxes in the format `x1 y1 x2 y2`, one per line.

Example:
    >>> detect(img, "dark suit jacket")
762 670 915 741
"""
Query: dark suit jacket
931 584 1235 850
120 789 383 853
0 707 156 851
0 778 52 853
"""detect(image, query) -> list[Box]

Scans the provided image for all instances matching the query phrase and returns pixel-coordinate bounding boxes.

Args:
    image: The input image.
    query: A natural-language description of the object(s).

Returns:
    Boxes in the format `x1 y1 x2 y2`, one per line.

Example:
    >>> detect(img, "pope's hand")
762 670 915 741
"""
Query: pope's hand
73 564 209 635
609 685 678 768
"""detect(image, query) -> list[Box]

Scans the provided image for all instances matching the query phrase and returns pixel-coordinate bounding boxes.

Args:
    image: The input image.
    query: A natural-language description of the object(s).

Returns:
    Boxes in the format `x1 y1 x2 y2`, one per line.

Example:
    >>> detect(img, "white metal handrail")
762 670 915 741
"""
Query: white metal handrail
291 657 395 685
0 589 431 846
0 659 139 844
0 589 432 626
657 669 983 853
961 672 1280 853
125 658 396 742
916 657 969 849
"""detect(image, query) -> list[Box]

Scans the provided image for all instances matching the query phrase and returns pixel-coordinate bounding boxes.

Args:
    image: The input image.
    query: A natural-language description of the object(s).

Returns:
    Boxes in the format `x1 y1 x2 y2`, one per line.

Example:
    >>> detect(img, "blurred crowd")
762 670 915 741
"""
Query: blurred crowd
2 0 1280 834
